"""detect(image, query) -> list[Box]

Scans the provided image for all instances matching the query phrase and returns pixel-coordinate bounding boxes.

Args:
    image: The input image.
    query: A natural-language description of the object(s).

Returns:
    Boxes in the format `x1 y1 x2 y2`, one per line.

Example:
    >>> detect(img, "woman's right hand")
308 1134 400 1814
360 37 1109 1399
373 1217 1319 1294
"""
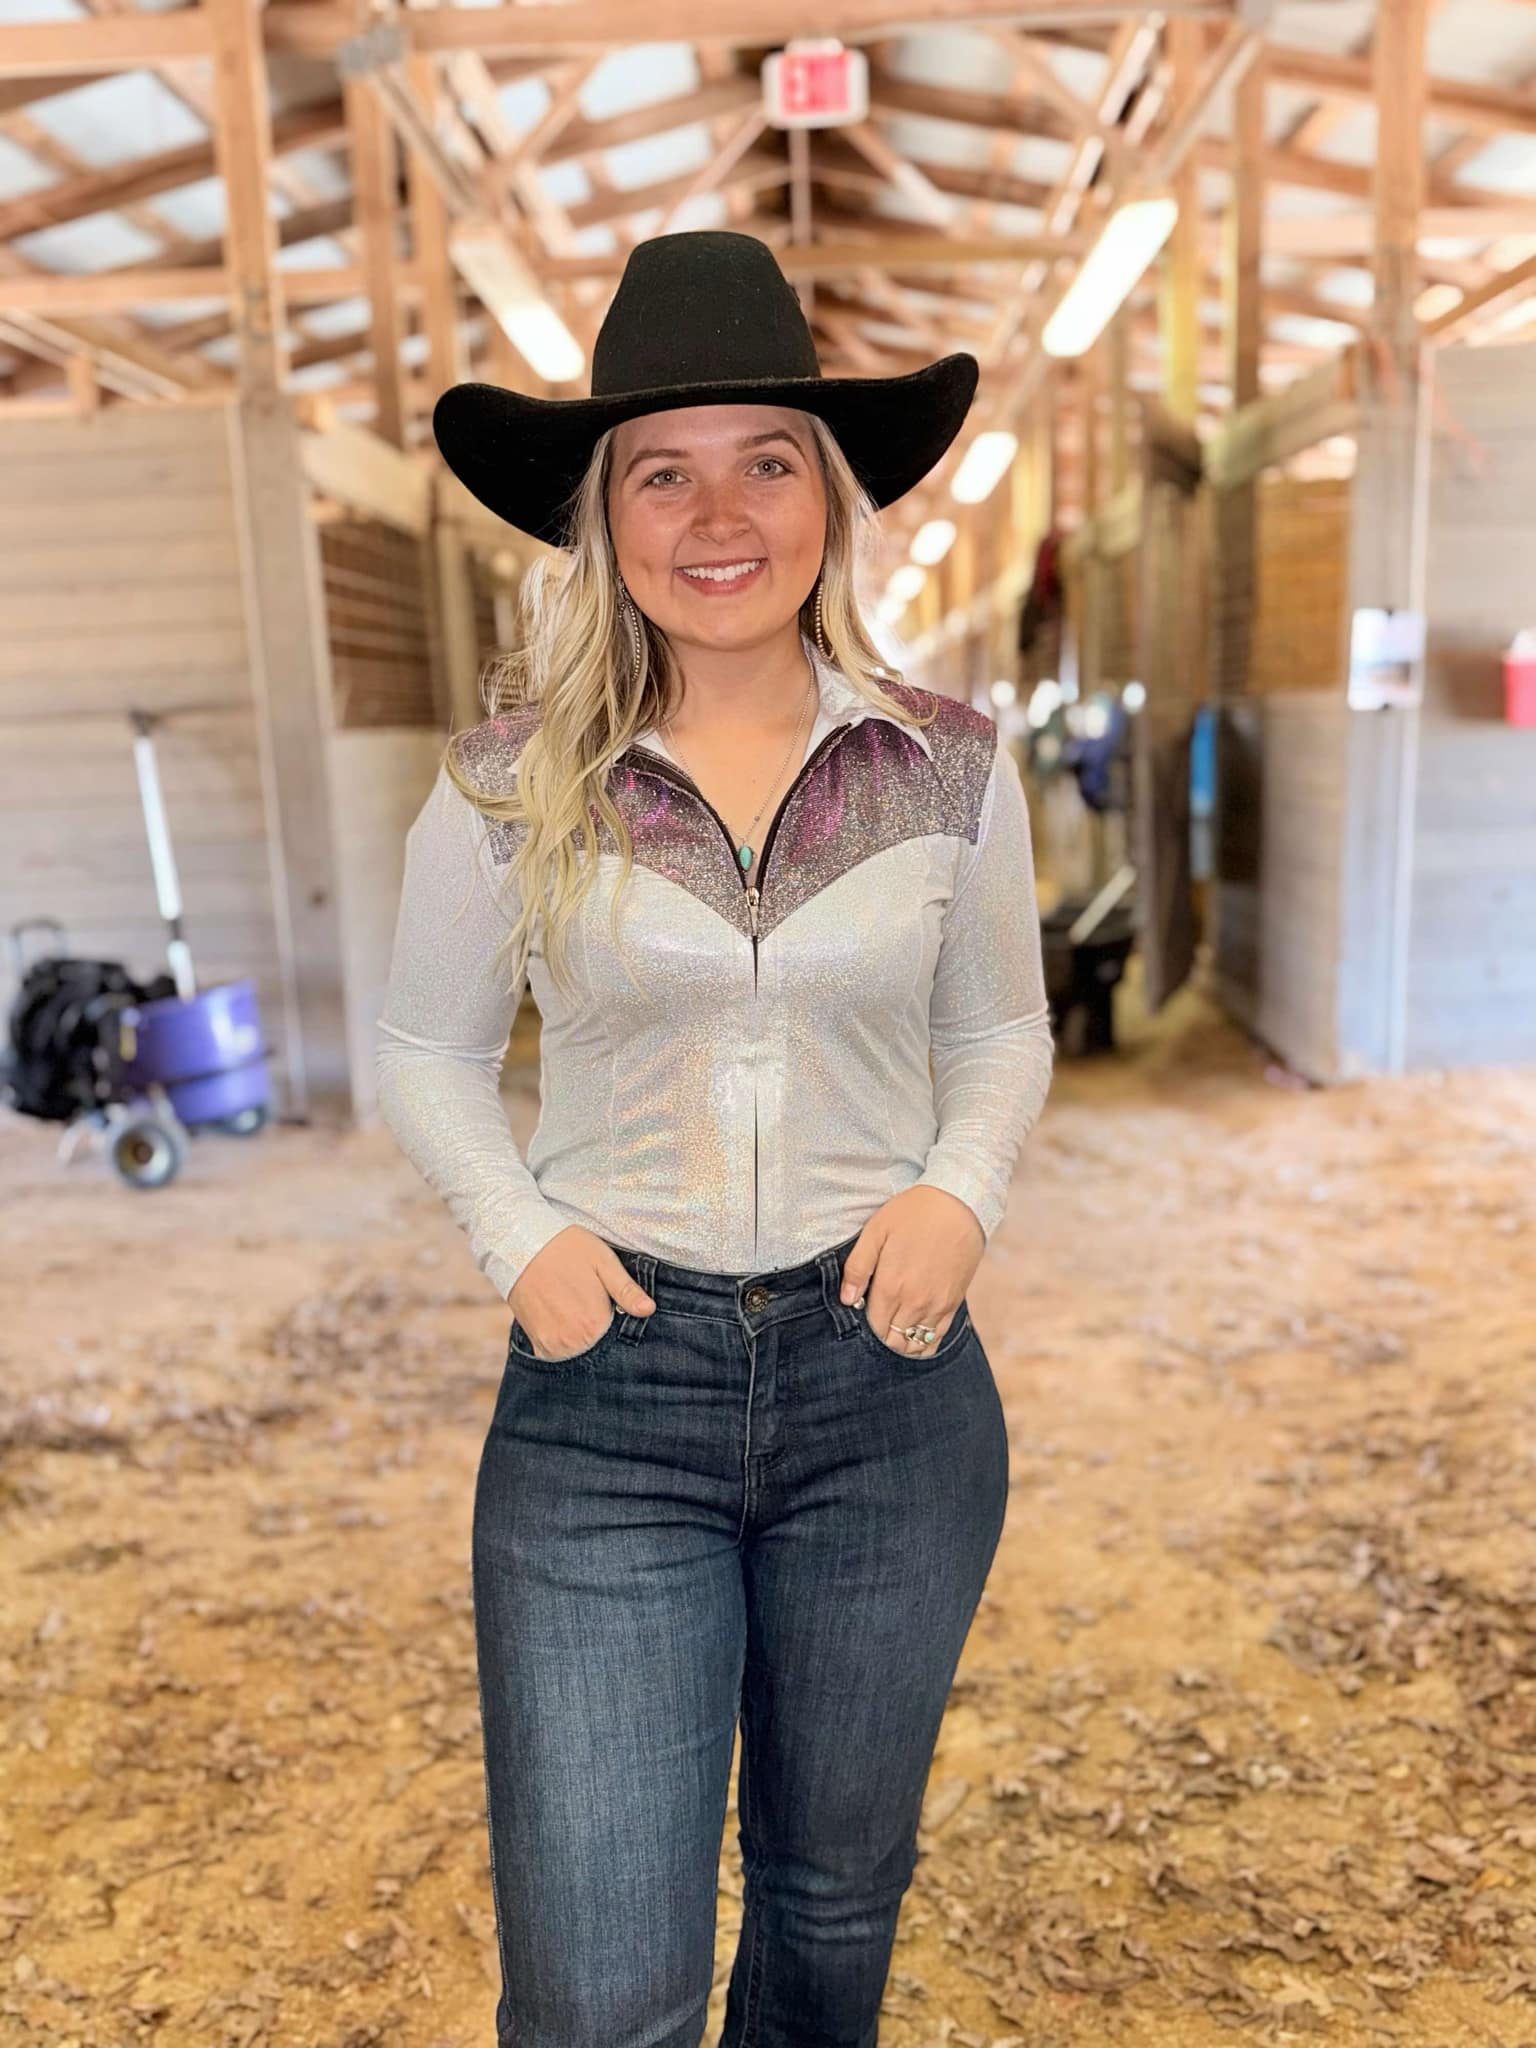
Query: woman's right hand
508 1226 656 1360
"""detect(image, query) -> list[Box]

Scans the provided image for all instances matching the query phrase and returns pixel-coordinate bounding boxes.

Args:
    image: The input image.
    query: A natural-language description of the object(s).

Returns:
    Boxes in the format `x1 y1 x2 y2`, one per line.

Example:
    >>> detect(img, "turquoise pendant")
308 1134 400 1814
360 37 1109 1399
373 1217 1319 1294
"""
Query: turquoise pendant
737 844 752 870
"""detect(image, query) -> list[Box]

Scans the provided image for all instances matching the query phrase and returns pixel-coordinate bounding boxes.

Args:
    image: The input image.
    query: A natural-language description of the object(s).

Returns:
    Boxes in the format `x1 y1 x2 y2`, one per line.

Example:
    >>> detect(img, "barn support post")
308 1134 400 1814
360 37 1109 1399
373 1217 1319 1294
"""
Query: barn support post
1334 0 1430 1079
227 396 352 1121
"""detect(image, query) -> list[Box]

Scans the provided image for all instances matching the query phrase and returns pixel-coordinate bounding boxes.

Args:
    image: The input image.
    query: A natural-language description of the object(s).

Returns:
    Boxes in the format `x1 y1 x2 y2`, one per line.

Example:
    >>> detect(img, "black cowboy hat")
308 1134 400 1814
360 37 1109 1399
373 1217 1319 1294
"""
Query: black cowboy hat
432 229 979 549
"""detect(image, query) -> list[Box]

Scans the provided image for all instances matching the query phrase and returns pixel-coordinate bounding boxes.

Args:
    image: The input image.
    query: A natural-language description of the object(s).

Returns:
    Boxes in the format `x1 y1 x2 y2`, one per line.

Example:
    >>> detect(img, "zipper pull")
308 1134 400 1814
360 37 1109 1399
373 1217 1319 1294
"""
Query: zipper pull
746 884 760 939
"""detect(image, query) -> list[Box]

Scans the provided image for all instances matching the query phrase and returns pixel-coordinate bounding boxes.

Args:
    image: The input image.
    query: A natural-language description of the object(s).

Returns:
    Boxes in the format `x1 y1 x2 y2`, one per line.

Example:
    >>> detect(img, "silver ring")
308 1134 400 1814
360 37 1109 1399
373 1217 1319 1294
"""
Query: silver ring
897 1323 937 1346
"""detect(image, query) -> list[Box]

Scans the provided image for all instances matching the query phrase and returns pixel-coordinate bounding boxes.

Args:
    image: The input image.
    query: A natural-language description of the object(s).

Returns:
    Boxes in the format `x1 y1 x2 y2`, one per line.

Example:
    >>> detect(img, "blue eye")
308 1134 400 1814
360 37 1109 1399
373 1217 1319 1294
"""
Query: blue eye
642 456 791 488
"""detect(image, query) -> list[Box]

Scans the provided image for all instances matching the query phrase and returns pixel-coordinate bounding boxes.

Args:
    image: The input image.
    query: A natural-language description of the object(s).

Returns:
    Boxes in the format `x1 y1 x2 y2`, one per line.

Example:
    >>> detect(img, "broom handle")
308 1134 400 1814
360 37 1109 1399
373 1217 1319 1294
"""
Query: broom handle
128 710 197 1003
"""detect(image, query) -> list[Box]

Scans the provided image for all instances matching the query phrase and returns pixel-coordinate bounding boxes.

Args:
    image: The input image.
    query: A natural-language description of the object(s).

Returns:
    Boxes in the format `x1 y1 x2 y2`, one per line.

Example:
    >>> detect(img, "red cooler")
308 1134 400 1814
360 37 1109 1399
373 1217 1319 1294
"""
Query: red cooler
1506 638 1536 728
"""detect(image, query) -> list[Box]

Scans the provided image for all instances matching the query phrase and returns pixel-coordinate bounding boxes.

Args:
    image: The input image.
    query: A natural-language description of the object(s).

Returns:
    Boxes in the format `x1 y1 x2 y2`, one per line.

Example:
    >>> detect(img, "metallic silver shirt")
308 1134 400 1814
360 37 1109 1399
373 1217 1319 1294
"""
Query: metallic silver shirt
376 640 1054 1301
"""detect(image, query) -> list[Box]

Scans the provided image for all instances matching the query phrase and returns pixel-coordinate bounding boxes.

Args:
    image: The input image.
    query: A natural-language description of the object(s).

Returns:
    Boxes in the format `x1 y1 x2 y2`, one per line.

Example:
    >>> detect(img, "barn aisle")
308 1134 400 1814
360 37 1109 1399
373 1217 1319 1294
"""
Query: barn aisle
4 969 1532 2048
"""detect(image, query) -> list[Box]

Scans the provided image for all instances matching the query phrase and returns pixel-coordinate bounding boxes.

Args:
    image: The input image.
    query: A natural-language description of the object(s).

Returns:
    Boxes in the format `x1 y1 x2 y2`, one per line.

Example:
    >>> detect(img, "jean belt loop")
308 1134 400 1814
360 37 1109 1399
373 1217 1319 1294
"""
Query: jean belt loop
624 1250 658 1341
819 1238 859 1336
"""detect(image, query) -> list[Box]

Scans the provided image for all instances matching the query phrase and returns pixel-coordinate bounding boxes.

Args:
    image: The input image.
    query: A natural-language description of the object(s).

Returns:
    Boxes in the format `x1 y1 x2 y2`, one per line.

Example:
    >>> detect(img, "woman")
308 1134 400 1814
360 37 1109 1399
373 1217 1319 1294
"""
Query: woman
377 230 1054 2048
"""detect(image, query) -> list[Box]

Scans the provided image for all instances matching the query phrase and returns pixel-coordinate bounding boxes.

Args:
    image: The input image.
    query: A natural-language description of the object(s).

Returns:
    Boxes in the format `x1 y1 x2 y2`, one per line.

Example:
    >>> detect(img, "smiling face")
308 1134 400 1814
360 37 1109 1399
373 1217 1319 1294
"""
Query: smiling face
605 403 827 657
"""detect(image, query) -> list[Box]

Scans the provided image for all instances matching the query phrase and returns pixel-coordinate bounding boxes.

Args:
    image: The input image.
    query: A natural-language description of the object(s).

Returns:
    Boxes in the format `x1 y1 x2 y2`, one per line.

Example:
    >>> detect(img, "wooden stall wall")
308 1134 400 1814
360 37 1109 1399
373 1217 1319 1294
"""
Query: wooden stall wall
1205 358 1361 1079
0 406 293 1096
1211 476 1351 703
1406 339 1536 1069
432 468 543 732
318 513 438 729
1206 471 1355 1076
1213 690 1352 1079
300 419 455 1122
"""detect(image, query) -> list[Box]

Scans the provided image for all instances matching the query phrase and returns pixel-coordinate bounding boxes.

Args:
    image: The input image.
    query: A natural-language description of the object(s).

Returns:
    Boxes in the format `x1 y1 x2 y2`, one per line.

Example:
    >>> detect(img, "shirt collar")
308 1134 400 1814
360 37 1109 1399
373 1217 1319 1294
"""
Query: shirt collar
793 637 937 762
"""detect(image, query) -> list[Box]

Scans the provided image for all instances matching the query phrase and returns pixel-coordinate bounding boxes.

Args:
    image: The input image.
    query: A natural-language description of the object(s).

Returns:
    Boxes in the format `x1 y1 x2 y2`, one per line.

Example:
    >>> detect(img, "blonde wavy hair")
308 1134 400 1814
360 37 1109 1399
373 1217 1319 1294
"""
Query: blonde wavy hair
442 408 938 1005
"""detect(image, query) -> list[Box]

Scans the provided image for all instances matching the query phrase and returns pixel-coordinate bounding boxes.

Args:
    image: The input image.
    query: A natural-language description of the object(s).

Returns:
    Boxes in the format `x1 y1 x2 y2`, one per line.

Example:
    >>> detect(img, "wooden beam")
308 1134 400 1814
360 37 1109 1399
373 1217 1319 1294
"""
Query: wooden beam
1143 20 1265 190
809 139 1053 219
1227 39 1264 409
1266 44 1536 140
1217 35 1264 707
0 268 239 312
0 294 230 399
983 28 1106 146
0 103 344 245
120 195 352 284
258 0 1235 64
657 103 771 237
1266 286 1369 334
1079 349 1101 514
492 57 600 178
299 420 433 534
344 75 406 448
0 72 98 115
788 124 813 325
1160 18 1203 424
854 268 963 351
1421 248 1536 339
406 54 464 400
368 57 481 220
292 267 428 306
1374 0 1429 361
0 12 213 75
1107 308 1130 492
1336 0 1431 1073
566 146 788 231
533 230 1085 283
840 120 958 228
1204 350 1362 488
981 18 1156 377
1197 134 1519 211
537 76 759 170
815 306 889 373
867 70 1075 149
208 0 285 395
1259 204 1536 257
0 36 232 395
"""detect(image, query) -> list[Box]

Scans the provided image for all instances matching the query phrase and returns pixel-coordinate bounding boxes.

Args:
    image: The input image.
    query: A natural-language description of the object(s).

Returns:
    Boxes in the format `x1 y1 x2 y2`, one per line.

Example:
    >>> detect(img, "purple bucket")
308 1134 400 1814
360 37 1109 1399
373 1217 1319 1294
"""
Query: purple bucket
118 978 271 1126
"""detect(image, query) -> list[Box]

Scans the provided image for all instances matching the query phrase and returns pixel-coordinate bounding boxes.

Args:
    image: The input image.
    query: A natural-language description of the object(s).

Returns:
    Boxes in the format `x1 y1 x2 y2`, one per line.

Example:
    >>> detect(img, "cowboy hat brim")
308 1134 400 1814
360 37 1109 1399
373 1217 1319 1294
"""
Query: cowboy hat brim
432 352 979 549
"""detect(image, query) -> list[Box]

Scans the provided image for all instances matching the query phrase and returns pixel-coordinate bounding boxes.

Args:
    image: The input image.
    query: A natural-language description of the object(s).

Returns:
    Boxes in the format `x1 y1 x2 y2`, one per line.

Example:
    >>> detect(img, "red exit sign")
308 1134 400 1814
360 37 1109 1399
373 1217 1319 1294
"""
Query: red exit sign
762 41 869 128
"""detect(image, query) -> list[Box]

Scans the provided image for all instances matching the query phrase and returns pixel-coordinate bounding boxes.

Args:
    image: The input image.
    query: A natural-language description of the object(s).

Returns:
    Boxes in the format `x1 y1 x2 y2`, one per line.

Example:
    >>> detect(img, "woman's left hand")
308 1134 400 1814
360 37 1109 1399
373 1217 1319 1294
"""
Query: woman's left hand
838 1186 985 1354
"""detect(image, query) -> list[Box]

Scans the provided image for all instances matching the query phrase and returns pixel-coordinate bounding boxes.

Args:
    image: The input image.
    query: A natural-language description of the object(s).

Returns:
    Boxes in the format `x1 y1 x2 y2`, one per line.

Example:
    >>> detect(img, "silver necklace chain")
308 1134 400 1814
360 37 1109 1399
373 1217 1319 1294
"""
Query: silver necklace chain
662 659 818 876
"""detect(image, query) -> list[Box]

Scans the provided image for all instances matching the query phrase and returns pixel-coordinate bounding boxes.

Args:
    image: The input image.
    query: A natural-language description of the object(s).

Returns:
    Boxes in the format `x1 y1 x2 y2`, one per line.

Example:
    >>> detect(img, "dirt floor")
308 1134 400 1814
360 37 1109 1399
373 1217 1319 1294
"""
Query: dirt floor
3 956 1534 2048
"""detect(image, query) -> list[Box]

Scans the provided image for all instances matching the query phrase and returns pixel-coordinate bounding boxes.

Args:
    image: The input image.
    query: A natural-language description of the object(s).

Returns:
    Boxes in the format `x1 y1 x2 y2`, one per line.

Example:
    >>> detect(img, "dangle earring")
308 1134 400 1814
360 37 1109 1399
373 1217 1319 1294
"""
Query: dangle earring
618 584 645 686
812 576 830 659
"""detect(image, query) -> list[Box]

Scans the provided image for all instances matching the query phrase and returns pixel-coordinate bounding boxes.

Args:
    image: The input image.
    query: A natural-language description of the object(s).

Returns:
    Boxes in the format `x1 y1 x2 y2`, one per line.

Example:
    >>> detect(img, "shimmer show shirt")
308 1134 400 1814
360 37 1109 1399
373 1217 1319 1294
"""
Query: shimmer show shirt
376 639 1054 1301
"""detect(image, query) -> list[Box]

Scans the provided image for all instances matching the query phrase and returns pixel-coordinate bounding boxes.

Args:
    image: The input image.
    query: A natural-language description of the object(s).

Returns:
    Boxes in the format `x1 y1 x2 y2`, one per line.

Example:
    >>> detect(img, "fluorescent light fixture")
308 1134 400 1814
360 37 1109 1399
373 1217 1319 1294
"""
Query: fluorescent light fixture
949 430 1017 505
1041 195 1178 359
450 222 586 385
1414 282 1461 323
885 563 927 608
910 517 957 566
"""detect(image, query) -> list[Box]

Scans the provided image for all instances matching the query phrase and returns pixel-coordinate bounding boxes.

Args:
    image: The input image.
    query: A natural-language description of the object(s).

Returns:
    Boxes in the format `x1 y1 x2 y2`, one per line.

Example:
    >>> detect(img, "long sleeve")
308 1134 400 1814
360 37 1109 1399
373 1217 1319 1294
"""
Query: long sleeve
375 761 573 1302
912 735 1054 1243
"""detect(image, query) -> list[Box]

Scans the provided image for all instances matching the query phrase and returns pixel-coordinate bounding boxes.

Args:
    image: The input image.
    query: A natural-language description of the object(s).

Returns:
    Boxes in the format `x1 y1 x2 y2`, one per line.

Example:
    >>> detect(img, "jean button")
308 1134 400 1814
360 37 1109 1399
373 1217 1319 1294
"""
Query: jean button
743 1284 770 1312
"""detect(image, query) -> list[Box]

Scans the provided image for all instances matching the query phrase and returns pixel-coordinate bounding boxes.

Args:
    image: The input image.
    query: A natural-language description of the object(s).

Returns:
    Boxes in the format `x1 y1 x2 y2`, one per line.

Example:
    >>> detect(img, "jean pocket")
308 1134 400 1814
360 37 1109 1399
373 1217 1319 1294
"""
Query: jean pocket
857 1295 974 1366
507 1306 617 1369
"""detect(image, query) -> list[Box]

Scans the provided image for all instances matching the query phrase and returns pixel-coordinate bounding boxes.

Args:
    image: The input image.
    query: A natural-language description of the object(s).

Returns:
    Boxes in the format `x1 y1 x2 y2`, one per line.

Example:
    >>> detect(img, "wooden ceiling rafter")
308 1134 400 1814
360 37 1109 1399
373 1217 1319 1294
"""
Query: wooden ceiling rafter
3 5 1535 431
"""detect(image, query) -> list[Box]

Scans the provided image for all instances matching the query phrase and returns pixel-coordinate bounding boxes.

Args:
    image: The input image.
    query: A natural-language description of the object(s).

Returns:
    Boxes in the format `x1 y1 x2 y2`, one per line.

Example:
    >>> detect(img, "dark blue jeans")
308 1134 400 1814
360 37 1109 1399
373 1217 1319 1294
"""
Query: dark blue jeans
470 1228 1010 2048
